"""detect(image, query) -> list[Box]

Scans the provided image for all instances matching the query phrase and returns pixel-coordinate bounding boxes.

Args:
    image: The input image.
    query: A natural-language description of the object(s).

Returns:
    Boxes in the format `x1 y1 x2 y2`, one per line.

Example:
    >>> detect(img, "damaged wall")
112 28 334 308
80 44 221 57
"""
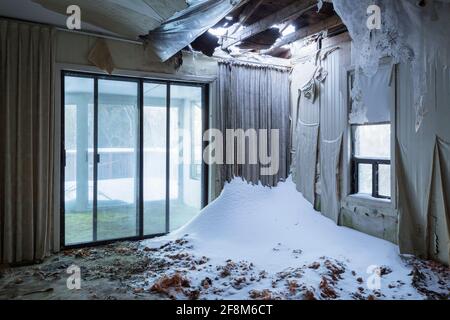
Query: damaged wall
55 31 218 78
396 62 450 264
53 29 219 251
291 17 450 265
291 33 400 246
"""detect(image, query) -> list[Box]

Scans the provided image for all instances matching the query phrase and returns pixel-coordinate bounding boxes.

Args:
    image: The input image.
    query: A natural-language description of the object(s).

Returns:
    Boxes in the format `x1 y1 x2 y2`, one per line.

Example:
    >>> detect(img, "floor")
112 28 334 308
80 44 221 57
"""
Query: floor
0 239 448 300
0 242 164 300
1 178 448 300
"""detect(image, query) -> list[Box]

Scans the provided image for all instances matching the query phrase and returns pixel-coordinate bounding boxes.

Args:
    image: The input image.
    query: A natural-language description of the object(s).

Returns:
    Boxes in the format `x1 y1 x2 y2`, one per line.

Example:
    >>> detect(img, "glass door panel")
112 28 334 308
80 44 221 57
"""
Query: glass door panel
97 79 139 241
169 85 203 231
63 73 207 246
64 76 95 245
143 82 168 235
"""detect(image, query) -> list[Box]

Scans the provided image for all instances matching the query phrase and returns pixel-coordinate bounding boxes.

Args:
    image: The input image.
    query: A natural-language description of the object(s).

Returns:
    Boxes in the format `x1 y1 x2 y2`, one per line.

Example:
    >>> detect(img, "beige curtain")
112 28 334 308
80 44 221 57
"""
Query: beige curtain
0 19 56 264
216 60 291 187
396 62 450 265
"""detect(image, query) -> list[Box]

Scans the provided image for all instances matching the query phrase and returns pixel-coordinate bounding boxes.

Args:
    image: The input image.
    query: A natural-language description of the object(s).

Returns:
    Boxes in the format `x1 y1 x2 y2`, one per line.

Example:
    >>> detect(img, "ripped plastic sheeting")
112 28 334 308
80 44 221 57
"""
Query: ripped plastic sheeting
320 135 343 224
349 63 394 124
293 121 319 205
144 0 242 62
332 0 450 131
88 39 115 74
396 62 450 265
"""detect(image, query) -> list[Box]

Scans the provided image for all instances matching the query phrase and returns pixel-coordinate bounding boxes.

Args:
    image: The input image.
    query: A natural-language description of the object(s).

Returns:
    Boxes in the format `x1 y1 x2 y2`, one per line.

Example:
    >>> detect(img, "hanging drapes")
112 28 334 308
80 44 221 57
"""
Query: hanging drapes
0 19 56 264
291 42 349 220
396 62 450 264
216 60 291 188
293 120 319 205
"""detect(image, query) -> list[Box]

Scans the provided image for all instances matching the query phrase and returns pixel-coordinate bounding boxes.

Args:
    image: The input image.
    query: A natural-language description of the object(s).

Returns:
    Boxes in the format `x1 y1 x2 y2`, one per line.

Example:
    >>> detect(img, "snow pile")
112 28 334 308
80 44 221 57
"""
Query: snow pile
140 177 449 300
332 0 450 130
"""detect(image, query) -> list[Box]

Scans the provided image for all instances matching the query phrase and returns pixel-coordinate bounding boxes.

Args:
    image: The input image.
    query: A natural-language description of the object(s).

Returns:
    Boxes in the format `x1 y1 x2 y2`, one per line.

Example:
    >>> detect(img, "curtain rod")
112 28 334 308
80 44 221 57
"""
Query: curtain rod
0 15 144 45
218 57 292 69
56 27 143 45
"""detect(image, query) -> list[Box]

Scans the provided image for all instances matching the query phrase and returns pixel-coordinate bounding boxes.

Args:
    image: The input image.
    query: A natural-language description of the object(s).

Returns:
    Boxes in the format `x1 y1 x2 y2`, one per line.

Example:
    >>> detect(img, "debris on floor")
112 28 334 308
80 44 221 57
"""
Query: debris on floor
0 242 162 300
1 178 449 300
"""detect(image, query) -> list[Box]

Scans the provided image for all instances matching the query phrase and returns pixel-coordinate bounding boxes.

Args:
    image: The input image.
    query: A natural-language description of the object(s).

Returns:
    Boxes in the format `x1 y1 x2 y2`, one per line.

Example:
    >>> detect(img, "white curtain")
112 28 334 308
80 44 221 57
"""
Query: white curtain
0 19 56 264
216 60 291 187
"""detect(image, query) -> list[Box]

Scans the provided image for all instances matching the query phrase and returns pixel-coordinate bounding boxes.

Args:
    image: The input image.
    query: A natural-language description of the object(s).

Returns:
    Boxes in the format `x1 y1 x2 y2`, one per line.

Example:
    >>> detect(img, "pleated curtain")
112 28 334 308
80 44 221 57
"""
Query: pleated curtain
216 60 291 187
0 19 56 264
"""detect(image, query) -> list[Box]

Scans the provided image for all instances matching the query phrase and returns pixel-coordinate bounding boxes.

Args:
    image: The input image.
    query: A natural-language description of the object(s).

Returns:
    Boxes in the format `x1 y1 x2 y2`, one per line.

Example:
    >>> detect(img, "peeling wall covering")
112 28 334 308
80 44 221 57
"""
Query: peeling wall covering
291 35 352 222
55 31 218 78
332 0 450 131
286 1 450 264
290 34 400 246
396 62 450 265
290 42 322 209
53 29 218 250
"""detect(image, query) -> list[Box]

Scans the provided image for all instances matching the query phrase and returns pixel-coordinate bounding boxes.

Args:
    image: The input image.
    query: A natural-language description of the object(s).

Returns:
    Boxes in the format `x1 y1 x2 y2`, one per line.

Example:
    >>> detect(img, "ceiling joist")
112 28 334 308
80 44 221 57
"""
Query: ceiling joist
261 15 343 55
228 0 266 36
221 0 318 49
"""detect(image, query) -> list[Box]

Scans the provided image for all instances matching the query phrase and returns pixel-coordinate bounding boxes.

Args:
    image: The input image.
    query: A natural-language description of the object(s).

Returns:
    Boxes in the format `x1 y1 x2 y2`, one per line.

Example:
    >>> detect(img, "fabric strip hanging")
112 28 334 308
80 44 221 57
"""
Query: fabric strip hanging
349 63 394 124
293 120 319 205
320 135 343 224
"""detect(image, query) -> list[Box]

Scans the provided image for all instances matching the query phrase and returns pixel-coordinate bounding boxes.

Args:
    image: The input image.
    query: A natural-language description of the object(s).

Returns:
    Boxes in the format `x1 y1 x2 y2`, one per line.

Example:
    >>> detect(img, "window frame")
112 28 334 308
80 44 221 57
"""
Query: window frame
60 70 210 249
189 101 203 181
350 123 391 200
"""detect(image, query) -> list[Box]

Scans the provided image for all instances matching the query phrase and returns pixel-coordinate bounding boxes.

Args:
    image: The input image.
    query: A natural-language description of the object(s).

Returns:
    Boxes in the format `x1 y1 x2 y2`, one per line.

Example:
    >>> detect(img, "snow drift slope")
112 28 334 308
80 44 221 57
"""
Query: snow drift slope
154 177 403 272
142 177 449 299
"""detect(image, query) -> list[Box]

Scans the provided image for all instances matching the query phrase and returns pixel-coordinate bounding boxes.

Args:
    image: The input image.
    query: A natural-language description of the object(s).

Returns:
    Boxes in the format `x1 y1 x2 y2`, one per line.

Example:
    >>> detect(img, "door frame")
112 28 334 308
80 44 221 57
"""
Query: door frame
60 70 210 249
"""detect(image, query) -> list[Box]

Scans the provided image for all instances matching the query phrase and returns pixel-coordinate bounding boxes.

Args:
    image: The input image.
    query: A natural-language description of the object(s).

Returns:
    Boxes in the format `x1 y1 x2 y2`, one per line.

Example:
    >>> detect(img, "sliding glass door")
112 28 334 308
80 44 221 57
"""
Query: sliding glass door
97 79 139 241
143 82 168 235
169 85 204 231
63 76 95 245
63 72 207 247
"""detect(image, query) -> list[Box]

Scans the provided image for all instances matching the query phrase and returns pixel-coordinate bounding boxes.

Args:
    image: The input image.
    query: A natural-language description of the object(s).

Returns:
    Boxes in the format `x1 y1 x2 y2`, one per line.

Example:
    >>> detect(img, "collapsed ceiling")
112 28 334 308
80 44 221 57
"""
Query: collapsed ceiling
32 0 187 39
27 0 345 61
191 0 344 59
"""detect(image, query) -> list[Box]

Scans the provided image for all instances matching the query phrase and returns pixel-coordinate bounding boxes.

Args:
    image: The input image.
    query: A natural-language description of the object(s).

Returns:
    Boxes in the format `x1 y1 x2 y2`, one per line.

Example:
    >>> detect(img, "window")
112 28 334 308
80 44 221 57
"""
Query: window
190 102 203 180
62 71 209 247
351 123 391 199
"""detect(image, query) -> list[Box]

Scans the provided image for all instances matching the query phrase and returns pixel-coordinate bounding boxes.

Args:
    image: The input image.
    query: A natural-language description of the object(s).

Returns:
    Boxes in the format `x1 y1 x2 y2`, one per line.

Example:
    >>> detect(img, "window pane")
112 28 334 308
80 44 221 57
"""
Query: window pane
144 83 167 235
169 85 203 231
64 76 94 245
358 163 372 195
379 164 391 197
354 124 391 159
97 79 139 241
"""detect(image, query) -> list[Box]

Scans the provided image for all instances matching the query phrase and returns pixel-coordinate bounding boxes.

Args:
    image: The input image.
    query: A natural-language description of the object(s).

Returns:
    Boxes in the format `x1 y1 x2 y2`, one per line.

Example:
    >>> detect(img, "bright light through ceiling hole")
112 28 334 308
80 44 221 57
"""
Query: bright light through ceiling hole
208 27 229 37
281 25 296 37
272 24 296 37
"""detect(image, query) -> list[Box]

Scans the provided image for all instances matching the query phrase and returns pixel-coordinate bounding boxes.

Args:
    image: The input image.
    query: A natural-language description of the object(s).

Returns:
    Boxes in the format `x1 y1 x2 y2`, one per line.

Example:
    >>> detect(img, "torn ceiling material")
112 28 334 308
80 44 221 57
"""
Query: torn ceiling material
33 0 187 39
209 0 343 59
332 0 450 131
221 0 318 50
142 0 245 62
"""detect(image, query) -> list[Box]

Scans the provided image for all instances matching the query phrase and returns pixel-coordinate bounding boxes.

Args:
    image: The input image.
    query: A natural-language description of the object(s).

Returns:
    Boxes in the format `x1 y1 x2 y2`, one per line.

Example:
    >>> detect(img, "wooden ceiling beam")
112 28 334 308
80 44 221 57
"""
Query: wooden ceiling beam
260 15 343 55
228 0 266 36
222 0 318 49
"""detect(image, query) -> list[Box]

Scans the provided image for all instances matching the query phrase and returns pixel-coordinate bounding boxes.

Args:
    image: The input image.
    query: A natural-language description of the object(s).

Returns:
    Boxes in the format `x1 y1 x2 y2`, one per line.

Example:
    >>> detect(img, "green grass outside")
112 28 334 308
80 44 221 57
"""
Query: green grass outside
65 201 199 245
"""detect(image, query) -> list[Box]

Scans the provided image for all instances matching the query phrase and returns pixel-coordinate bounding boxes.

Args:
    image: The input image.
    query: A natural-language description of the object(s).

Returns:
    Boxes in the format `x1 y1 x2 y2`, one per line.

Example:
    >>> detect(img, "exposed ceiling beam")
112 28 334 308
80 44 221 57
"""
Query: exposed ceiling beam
222 0 318 49
228 0 265 36
261 15 343 55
